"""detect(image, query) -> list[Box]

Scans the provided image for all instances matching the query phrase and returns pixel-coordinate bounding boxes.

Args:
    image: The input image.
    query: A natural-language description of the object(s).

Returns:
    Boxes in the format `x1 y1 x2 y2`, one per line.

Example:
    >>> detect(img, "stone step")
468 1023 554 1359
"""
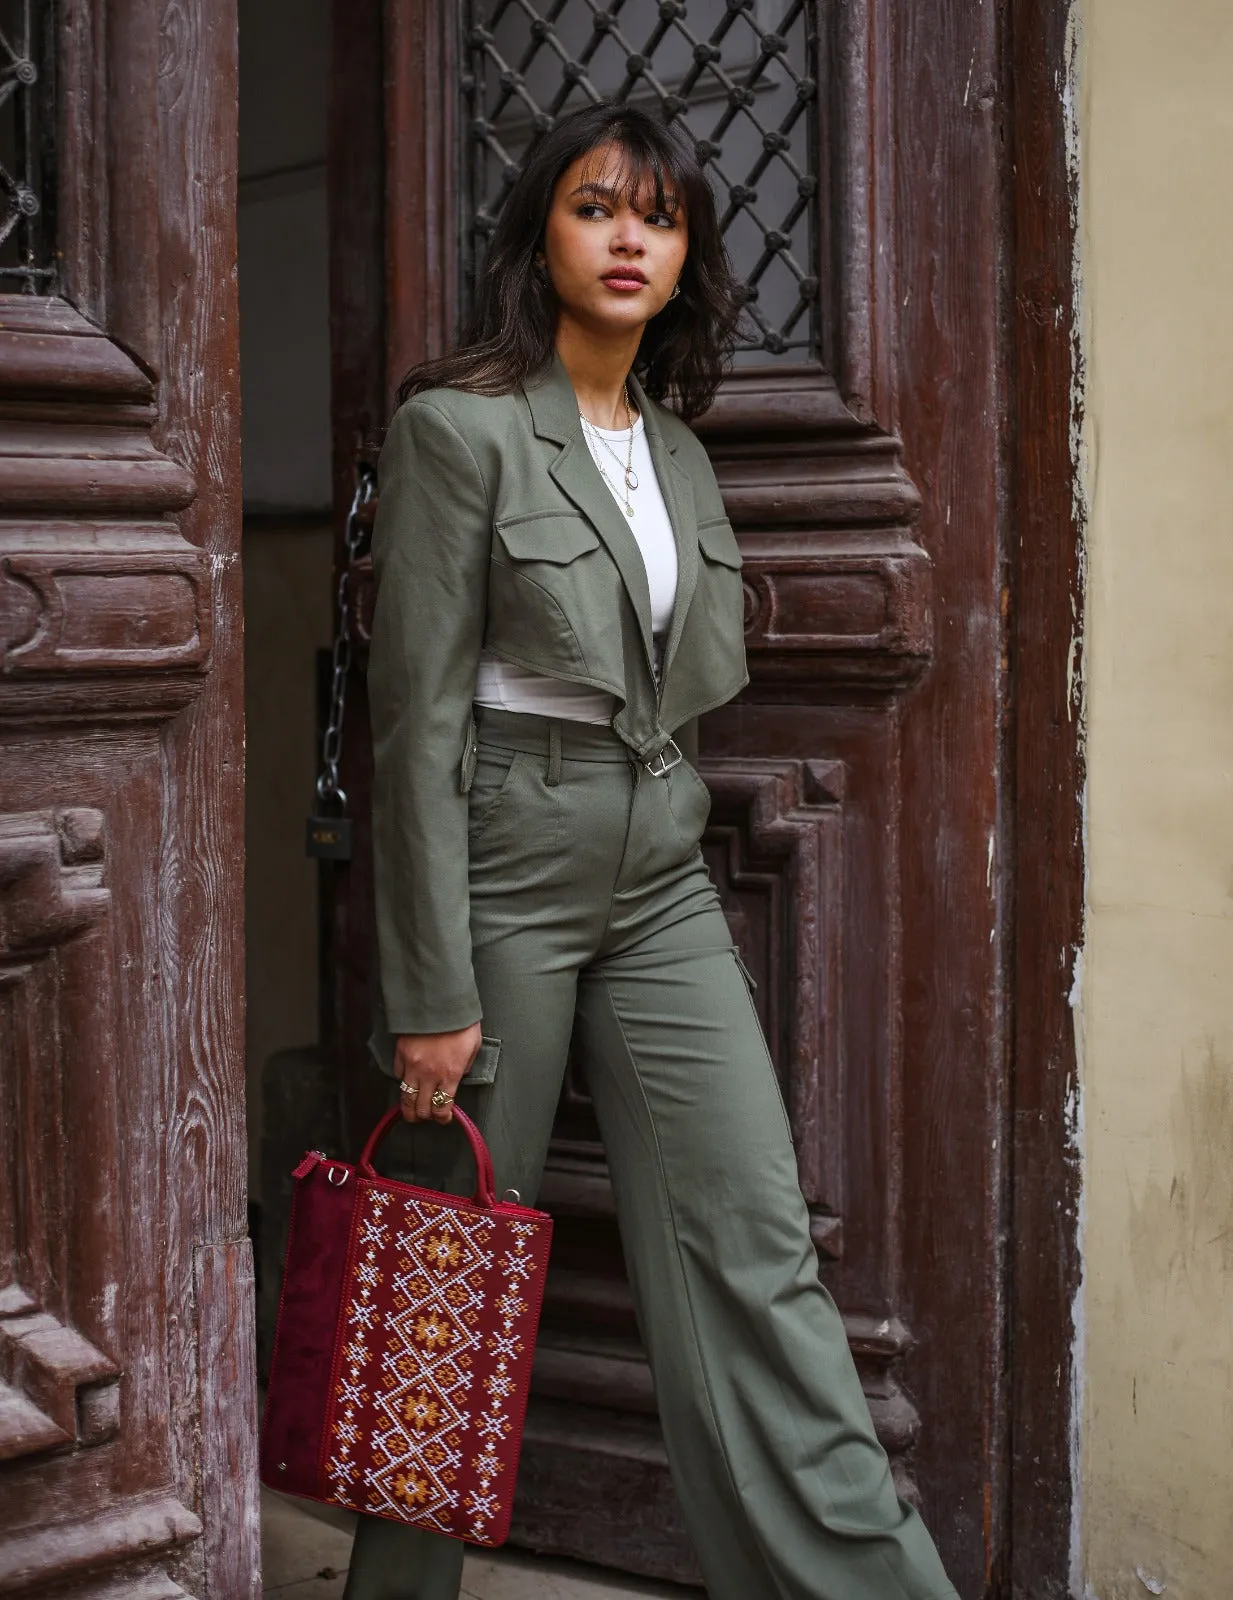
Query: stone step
261 1487 694 1599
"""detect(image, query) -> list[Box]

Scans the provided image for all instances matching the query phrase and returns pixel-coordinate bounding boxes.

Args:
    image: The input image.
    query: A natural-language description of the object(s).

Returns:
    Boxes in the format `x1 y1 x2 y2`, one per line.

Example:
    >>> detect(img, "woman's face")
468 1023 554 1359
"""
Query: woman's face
541 142 689 337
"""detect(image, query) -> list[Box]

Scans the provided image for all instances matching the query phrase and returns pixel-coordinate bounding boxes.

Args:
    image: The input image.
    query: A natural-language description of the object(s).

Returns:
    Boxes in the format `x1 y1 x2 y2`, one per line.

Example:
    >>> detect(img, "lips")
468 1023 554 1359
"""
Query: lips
601 269 648 289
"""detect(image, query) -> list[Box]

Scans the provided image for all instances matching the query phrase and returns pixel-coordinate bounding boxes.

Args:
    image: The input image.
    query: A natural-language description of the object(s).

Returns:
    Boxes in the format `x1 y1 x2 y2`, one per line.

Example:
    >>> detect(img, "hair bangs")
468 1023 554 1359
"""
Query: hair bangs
575 135 680 219
396 102 745 421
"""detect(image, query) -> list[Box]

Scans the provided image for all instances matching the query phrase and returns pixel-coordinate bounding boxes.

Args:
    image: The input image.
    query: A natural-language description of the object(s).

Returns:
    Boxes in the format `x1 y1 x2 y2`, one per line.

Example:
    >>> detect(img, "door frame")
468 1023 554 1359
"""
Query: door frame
1004 1 1086 1594
324 1 1087 1591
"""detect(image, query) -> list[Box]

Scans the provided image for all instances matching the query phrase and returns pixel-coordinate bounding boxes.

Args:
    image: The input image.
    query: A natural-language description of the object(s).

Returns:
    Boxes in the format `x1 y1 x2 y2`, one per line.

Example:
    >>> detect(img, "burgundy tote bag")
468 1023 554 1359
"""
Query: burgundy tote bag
261 1104 553 1547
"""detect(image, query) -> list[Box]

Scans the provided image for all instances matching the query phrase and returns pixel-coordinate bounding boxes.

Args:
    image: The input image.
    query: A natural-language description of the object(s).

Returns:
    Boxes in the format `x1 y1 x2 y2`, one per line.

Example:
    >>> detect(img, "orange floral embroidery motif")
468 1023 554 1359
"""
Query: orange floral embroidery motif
414 1311 452 1349
394 1471 431 1506
424 1232 462 1270
402 1389 440 1431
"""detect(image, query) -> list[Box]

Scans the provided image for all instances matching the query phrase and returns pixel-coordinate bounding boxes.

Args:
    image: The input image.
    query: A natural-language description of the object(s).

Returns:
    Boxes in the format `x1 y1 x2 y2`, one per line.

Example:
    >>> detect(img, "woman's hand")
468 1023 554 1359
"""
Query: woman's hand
394 1024 482 1123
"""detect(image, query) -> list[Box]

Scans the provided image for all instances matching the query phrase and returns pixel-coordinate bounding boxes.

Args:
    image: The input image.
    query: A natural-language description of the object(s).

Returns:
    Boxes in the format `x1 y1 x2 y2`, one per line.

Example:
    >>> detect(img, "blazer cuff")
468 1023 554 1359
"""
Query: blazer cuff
382 999 484 1037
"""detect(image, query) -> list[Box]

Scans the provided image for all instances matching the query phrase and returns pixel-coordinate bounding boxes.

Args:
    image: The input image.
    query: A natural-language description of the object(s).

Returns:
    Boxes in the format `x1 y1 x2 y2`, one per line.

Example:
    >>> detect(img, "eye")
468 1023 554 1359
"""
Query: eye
646 211 679 229
576 202 611 220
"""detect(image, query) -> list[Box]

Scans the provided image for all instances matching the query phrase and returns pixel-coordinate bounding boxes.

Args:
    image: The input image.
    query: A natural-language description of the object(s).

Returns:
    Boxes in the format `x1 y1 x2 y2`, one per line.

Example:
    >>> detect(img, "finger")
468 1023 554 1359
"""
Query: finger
435 1064 471 1120
419 1077 456 1124
415 1077 440 1122
398 1078 421 1121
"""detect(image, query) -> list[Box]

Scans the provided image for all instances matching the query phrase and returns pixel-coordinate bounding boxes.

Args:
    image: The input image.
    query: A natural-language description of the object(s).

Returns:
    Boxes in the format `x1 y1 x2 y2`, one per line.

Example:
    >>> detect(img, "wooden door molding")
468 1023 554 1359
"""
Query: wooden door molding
384 0 458 410
0 0 252 1593
697 368 930 690
0 297 212 723
1004 1 1086 1593
0 809 122 1463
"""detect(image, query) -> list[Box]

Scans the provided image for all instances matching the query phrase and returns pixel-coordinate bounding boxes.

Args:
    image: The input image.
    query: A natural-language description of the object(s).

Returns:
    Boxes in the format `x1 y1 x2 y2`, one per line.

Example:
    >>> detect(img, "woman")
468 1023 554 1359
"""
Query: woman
347 103 958 1600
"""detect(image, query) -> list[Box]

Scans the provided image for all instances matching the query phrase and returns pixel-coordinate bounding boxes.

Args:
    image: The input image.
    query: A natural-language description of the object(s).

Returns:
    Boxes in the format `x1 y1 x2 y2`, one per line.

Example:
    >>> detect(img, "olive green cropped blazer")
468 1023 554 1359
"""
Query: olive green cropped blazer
367 349 749 1037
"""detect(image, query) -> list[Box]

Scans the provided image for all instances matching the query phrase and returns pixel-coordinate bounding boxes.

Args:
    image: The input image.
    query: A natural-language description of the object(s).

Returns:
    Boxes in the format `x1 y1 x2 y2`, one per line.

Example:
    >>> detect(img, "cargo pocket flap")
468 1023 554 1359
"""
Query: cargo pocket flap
367 1028 501 1086
697 517 743 569
495 517 601 564
467 1034 502 1085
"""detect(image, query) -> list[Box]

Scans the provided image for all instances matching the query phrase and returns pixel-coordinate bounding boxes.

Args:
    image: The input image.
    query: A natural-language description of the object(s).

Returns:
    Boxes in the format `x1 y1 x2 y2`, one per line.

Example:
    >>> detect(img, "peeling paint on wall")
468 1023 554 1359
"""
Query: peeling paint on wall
1126 1044 1233 1301
1076 0 1233 1590
1065 1 1091 1592
1069 852 1089 1600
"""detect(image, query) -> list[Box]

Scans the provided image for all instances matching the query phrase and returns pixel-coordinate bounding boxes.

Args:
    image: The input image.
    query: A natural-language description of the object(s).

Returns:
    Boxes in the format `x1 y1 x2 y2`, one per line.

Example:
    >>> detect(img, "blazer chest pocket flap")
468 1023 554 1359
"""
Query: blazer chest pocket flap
698 517 743 569
495 515 601 565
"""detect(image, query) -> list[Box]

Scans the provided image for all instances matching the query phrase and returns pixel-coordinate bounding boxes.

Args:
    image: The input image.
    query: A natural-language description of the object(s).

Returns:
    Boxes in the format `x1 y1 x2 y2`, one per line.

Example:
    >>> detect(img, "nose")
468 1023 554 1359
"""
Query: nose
610 216 646 255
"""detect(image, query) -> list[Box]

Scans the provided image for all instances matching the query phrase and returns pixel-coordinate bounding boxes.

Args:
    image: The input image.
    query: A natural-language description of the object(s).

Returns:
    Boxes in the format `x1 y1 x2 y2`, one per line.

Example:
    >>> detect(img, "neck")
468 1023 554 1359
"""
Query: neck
554 315 643 428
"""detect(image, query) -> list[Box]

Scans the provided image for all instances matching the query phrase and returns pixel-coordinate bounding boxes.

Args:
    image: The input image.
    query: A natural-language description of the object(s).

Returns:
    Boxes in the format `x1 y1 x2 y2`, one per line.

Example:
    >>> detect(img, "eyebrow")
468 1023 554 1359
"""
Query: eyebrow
569 179 681 213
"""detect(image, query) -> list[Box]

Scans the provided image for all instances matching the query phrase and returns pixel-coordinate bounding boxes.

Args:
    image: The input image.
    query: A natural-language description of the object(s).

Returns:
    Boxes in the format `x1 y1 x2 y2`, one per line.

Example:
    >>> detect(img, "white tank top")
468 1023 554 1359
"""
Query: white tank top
473 411 677 724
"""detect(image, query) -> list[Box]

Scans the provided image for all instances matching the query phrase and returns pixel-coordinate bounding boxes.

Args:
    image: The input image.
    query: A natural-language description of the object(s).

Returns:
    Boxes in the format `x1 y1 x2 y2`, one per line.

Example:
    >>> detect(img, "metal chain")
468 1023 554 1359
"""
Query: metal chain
316 461 376 812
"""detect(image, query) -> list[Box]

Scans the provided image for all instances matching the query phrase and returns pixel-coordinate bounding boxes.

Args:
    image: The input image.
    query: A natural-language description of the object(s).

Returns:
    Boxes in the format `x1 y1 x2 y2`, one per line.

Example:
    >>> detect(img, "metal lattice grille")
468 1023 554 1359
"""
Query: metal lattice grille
0 0 55 293
463 0 819 362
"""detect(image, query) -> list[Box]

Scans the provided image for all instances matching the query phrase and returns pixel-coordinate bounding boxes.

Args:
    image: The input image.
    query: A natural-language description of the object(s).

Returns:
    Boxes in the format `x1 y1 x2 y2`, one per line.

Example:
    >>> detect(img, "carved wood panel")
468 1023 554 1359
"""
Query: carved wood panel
702 757 847 1244
0 809 120 1466
0 0 250 1592
0 760 211 1595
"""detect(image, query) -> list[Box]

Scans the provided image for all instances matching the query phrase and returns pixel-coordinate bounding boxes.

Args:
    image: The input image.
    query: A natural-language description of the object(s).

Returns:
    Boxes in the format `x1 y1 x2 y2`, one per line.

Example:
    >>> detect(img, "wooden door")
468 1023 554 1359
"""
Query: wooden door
327 1 1012 1592
0 0 256 1595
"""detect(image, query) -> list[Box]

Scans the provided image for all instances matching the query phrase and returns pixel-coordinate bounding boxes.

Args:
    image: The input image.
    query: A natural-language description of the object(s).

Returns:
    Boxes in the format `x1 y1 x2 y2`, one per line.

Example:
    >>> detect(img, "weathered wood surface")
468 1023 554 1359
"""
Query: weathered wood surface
890 2 1006 1592
195 1242 261 1600
0 330 154 399
0 1497 203 1594
0 809 122 1486
156 0 250 1592
384 0 457 416
0 0 251 1594
1005 1 1086 1594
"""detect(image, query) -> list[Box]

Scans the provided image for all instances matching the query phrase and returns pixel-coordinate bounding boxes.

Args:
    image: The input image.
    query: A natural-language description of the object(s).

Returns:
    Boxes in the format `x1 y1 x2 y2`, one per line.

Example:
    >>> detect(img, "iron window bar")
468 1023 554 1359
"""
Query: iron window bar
0 0 55 293
464 0 819 359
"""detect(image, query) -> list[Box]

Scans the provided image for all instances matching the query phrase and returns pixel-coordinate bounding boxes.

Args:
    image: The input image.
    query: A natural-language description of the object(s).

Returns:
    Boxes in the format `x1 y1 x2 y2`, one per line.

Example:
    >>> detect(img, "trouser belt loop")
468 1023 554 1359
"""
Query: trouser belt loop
546 720 562 787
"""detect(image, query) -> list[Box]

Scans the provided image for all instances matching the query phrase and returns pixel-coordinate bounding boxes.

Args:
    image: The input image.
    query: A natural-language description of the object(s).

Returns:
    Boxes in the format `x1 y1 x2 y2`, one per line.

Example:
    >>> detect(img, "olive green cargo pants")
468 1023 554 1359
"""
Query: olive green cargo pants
345 708 958 1600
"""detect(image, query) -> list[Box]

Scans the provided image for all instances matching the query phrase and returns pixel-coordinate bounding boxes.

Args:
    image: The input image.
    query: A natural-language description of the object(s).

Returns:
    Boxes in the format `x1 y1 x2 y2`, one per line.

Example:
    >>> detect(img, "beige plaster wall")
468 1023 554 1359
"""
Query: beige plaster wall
1080 2 1233 1594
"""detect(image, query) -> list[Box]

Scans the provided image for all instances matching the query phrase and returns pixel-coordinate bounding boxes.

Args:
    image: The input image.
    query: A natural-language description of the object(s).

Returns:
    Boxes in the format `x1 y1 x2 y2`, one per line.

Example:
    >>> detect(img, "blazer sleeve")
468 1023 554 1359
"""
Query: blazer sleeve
367 397 492 1035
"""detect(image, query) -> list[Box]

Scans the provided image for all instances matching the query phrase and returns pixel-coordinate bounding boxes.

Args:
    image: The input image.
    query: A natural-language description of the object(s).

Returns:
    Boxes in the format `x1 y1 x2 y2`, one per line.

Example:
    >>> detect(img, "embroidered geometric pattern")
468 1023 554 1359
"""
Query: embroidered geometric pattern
322 1181 551 1545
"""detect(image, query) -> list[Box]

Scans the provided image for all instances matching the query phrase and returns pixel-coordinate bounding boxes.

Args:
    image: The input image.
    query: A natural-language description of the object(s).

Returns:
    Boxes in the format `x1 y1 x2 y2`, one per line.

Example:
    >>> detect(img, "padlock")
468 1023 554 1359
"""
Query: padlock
306 812 352 861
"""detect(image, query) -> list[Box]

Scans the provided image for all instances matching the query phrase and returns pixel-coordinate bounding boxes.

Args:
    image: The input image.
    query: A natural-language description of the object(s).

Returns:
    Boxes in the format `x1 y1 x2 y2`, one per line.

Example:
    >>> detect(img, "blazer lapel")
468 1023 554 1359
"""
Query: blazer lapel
626 369 698 685
522 352 699 691
524 354 655 677
549 437 658 677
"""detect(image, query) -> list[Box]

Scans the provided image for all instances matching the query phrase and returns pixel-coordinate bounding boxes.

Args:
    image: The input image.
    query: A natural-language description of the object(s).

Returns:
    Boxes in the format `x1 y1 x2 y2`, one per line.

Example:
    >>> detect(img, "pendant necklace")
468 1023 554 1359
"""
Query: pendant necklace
581 384 638 517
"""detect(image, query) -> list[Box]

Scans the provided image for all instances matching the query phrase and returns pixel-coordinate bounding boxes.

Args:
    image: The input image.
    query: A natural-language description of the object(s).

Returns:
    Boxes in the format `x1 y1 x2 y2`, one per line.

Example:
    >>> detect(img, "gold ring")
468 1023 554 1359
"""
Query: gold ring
430 1088 454 1109
399 1080 418 1098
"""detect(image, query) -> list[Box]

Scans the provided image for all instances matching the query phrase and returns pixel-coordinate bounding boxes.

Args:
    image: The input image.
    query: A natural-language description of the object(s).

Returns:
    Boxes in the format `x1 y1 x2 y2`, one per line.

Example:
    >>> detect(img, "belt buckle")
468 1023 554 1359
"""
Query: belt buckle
644 738 683 778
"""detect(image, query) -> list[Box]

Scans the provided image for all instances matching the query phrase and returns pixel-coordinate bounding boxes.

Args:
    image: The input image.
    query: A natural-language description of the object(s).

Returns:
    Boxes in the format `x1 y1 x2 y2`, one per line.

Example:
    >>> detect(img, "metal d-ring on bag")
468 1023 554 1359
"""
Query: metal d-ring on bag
260 1105 553 1546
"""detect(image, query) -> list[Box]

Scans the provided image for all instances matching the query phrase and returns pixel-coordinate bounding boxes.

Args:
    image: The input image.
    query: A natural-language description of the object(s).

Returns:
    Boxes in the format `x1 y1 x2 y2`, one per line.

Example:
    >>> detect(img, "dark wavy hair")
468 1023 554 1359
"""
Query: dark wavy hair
397 103 742 422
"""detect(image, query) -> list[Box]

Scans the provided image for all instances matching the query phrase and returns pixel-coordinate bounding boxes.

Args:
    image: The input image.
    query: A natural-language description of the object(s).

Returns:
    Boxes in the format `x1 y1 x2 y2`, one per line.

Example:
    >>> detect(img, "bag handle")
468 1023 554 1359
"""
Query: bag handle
358 1105 498 1208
